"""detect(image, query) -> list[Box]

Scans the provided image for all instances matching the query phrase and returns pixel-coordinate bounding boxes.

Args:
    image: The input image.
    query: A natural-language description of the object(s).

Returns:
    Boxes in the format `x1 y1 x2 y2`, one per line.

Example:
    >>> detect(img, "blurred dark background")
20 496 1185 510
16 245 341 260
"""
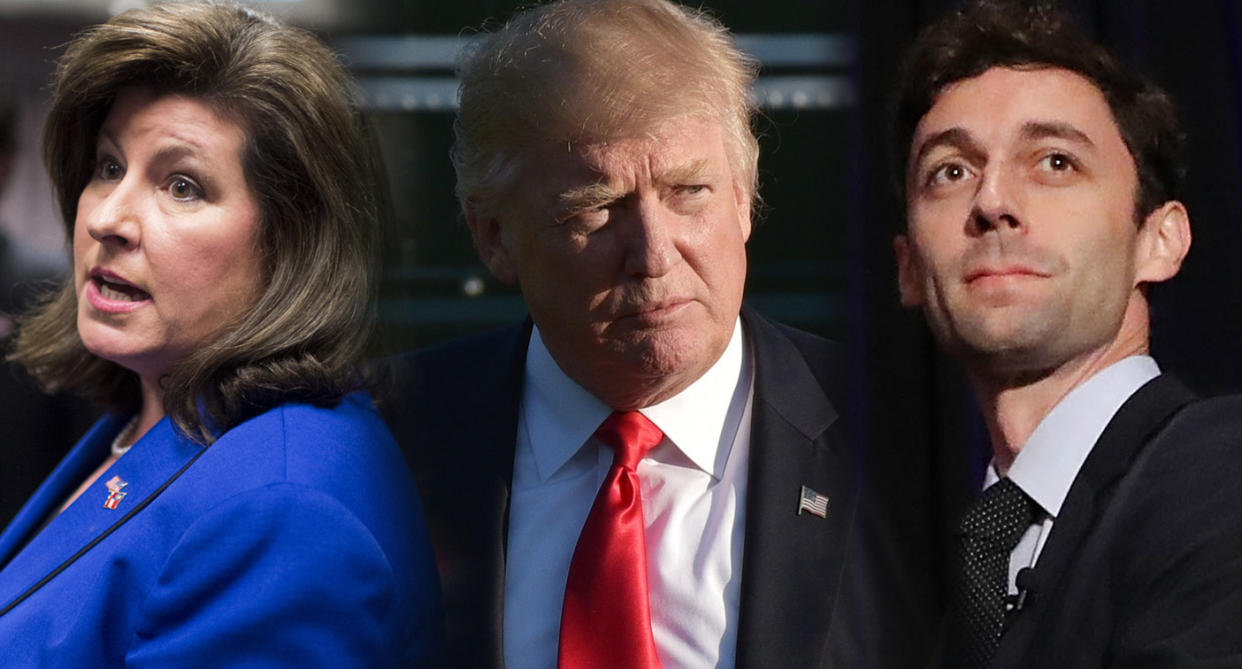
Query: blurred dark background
1 3 1240 624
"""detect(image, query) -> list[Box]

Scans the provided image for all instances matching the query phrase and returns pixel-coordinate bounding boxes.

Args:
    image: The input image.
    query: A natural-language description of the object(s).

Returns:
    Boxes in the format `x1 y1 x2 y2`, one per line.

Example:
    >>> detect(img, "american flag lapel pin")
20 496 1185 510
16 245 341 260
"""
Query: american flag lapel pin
797 485 829 518
104 475 128 510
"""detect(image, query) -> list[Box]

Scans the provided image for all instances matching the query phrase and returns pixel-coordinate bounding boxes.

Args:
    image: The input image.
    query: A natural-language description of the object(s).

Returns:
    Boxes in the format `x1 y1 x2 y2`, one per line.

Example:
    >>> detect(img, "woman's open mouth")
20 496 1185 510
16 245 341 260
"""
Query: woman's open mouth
94 275 151 302
86 269 151 312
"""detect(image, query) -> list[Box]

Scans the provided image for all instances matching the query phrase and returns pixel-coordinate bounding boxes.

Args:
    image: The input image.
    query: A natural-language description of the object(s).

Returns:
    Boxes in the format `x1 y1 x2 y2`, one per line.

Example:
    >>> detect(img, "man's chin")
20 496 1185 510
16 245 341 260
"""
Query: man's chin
609 329 697 371
949 333 1082 384
601 327 727 382
937 318 1058 364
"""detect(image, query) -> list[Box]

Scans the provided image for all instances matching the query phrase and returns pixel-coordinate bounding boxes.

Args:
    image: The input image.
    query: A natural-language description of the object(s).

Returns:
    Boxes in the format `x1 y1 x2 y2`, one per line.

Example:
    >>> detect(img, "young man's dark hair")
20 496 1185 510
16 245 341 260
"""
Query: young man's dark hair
891 0 1185 222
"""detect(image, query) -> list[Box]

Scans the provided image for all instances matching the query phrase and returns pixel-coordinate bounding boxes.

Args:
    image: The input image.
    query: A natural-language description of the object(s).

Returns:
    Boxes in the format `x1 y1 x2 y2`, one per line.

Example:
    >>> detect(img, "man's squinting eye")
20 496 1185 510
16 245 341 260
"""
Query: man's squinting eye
558 206 610 229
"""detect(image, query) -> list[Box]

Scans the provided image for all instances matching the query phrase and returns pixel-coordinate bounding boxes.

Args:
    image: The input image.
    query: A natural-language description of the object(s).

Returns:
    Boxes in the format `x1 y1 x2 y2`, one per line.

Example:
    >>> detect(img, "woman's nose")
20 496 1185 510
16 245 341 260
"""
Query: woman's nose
80 181 141 250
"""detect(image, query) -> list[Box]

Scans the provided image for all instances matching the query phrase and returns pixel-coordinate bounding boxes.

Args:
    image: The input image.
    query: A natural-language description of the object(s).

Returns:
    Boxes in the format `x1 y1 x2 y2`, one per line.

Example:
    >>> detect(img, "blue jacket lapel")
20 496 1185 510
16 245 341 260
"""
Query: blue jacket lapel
0 415 203 614
0 414 124 569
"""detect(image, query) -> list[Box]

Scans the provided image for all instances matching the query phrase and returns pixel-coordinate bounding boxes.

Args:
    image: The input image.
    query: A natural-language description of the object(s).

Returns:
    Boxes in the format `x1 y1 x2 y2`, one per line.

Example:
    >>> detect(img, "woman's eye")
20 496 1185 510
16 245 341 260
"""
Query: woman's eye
96 157 123 181
167 176 202 201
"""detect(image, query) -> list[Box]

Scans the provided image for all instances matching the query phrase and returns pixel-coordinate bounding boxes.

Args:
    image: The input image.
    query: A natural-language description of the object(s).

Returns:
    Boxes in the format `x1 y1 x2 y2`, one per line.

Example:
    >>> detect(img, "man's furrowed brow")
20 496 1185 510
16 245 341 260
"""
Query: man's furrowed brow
657 159 712 186
558 181 622 211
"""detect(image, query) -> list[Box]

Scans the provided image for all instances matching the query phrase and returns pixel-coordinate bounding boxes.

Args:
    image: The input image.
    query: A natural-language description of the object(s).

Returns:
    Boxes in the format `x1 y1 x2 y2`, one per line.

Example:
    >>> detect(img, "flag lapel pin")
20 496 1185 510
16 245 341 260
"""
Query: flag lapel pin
797 485 829 518
104 475 128 510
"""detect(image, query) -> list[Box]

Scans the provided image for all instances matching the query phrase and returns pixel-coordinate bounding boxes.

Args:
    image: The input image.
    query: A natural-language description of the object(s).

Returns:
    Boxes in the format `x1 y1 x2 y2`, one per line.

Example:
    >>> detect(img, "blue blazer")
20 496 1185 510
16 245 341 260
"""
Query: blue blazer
0 392 442 668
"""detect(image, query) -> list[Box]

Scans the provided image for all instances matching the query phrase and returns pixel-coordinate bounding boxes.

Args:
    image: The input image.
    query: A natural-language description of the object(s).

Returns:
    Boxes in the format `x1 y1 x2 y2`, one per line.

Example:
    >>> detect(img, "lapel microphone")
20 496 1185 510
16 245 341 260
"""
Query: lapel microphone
1004 566 1037 613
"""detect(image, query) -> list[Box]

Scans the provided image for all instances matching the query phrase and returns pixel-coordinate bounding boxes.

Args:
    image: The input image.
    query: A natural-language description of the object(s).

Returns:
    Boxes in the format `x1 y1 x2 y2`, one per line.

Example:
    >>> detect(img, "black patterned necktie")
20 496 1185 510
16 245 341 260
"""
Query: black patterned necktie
948 477 1037 669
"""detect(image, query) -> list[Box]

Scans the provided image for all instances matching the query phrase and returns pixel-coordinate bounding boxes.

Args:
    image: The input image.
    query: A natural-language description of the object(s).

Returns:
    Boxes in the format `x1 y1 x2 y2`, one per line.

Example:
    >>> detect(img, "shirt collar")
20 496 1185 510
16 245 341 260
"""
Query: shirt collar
522 318 749 483
995 355 1159 517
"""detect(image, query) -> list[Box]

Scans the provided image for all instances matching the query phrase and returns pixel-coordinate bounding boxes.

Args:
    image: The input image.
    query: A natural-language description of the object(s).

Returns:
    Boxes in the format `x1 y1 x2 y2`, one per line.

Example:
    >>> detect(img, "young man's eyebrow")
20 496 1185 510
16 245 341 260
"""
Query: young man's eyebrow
910 127 986 171
1020 120 1095 147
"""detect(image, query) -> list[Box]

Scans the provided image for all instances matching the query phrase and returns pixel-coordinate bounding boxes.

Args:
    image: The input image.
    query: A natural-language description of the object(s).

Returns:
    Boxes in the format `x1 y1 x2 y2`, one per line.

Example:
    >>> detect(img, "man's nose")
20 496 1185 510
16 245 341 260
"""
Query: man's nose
622 199 680 278
969 167 1025 236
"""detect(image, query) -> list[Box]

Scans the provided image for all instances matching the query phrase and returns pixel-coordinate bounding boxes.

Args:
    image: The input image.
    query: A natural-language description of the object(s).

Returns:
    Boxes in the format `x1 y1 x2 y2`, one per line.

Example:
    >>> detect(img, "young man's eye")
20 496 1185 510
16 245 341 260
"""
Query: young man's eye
1039 153 1075 171
927 161 971 187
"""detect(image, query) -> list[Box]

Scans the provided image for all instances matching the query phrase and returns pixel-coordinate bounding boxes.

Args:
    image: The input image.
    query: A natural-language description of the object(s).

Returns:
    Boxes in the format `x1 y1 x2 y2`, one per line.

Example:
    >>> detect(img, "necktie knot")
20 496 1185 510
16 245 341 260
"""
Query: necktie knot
958 477 1037 547
595 411 663 470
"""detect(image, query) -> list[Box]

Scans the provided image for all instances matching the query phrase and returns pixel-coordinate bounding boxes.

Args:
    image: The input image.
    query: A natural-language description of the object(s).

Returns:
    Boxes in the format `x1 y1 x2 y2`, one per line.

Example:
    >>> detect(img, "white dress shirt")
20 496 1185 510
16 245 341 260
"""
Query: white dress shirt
503 320 753 669
982 355 1160 594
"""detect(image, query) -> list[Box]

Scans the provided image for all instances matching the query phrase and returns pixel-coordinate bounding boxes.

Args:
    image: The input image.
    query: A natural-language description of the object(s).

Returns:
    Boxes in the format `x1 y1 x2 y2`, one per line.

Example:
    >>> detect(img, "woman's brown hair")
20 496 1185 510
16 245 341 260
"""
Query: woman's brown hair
12 1 383 443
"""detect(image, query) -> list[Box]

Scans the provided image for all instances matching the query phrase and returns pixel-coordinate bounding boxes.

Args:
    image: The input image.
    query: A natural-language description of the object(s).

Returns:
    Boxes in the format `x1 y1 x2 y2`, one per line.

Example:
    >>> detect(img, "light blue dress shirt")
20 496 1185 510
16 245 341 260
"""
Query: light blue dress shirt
983 355 1160 593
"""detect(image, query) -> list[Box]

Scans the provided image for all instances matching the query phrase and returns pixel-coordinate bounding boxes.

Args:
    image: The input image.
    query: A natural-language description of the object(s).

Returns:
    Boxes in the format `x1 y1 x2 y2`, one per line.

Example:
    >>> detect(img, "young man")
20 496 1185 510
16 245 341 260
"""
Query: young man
893 2 1242 667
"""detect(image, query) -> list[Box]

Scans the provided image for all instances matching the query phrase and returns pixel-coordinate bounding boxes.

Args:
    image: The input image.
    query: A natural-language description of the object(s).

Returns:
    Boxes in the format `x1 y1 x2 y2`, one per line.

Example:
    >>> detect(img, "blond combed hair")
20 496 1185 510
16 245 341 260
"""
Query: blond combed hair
11 1 383 443
452 0 760 220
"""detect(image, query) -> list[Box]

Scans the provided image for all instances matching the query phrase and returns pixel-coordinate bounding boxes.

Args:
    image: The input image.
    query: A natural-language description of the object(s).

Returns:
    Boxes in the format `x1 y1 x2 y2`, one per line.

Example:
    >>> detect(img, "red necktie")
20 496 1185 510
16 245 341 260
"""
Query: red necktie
557 411 665 669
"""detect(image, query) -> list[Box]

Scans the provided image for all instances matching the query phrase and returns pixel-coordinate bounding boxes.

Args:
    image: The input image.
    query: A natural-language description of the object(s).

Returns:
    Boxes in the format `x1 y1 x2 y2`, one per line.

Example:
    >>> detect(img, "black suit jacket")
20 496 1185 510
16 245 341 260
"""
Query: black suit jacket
982 374 1242 667
381 306 916 668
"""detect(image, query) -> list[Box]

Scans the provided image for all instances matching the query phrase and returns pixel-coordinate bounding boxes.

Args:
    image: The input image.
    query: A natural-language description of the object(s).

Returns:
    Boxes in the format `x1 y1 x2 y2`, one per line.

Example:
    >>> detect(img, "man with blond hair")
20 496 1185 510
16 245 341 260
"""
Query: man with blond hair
382 0 910 667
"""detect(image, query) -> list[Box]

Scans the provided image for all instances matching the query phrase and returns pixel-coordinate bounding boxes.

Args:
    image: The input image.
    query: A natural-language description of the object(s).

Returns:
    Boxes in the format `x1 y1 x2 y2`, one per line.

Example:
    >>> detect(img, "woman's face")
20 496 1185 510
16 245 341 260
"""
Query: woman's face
74 88 263 384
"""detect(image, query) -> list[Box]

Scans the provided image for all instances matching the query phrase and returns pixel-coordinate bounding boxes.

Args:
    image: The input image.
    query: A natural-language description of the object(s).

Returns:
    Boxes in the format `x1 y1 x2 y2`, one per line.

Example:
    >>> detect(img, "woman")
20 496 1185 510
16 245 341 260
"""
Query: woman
0 3 441 666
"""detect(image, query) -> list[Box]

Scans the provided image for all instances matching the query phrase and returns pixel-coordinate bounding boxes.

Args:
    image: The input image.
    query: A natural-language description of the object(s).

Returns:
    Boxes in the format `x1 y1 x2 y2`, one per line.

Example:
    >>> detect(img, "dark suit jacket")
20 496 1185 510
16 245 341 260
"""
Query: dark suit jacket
983 374 1242 667
382 306 918 668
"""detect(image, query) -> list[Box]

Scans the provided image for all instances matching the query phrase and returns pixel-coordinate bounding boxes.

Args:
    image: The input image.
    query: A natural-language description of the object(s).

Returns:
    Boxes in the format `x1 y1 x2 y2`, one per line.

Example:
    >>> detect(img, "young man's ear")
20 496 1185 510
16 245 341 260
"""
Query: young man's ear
894 234 925 307
1134 200 1191 286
